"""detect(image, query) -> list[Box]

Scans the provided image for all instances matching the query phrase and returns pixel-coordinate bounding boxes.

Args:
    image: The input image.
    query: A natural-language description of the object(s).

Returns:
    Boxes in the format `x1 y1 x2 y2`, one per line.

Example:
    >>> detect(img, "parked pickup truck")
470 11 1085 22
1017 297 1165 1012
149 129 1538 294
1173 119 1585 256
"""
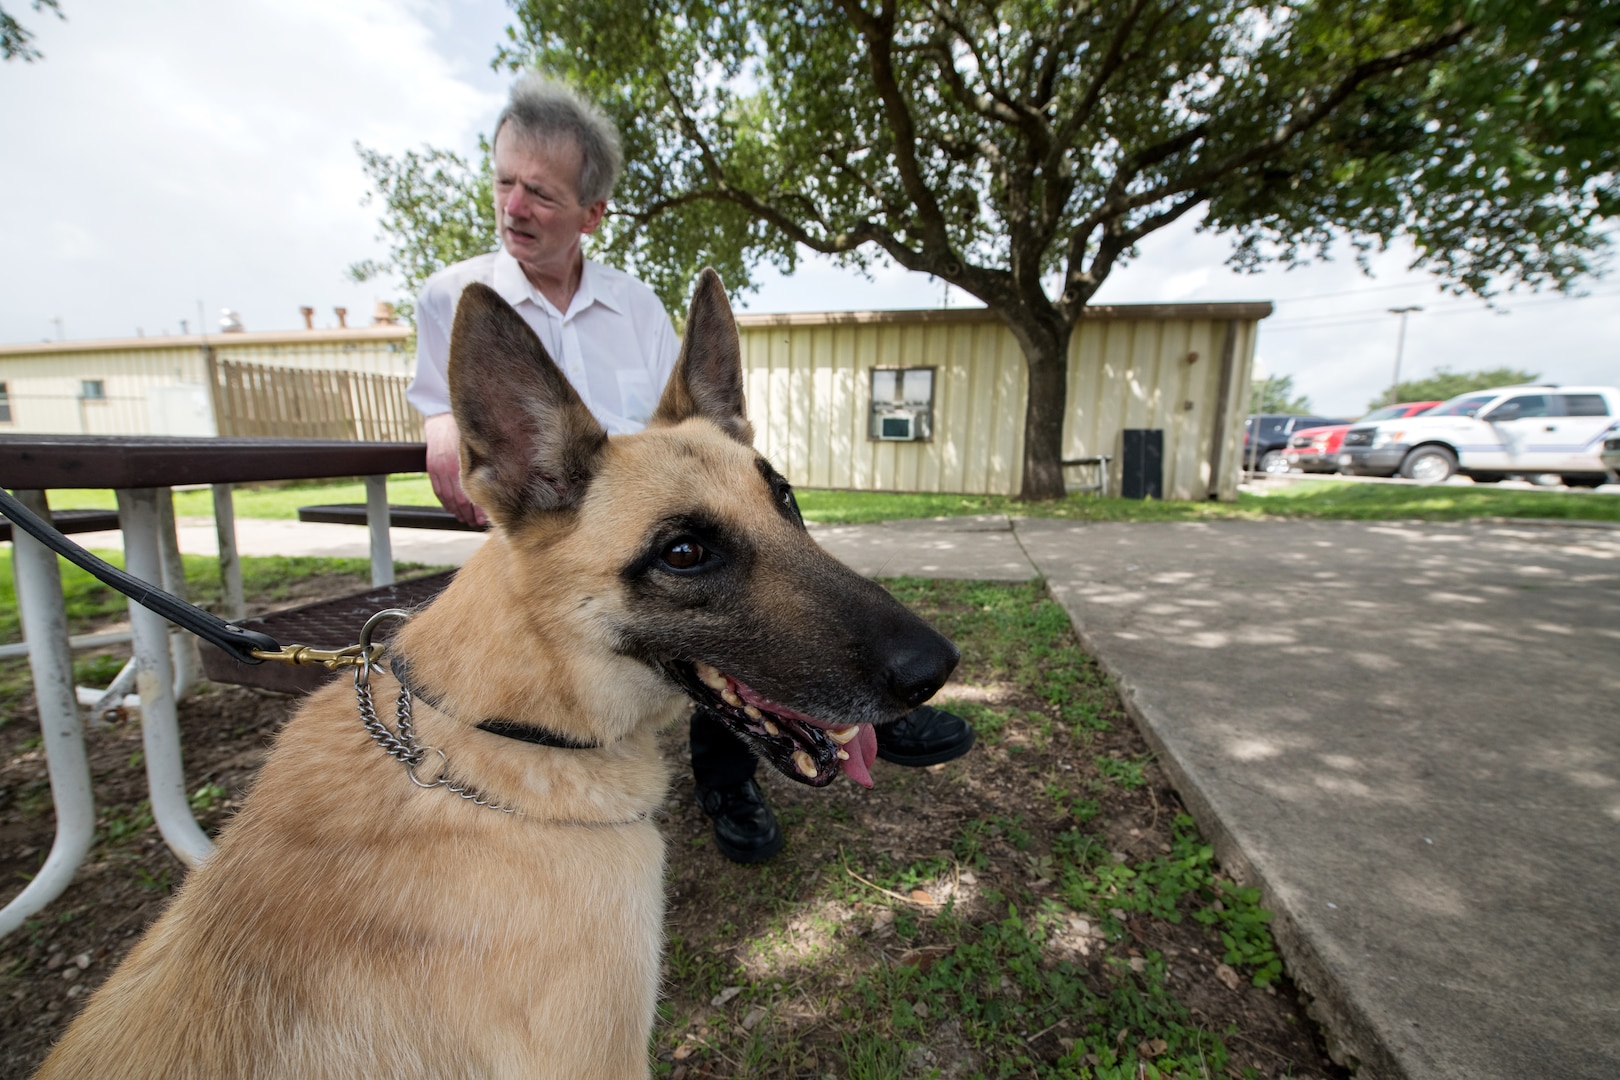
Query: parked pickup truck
1337 384 1619 485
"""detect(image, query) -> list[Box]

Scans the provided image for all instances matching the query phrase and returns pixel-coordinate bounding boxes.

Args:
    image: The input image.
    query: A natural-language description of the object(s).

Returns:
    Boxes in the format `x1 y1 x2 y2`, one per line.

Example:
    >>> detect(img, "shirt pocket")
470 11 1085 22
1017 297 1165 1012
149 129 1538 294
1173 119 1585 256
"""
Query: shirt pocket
615 370 658 429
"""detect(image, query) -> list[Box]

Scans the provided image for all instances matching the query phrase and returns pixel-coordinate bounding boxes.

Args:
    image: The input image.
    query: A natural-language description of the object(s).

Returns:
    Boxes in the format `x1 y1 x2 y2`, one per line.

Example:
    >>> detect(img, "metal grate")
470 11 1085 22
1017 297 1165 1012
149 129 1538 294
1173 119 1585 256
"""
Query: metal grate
199 570 456 695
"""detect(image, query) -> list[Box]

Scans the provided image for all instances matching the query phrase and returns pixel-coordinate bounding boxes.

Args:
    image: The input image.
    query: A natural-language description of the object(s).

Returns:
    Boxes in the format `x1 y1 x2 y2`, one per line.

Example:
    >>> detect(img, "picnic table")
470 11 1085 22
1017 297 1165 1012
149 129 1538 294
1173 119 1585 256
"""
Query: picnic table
0 435 425 936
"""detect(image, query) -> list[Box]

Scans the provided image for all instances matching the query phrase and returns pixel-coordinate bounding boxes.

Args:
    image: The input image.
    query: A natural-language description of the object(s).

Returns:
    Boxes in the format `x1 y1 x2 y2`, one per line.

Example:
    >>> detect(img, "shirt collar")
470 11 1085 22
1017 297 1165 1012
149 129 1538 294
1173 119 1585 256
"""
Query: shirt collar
491 248 624 319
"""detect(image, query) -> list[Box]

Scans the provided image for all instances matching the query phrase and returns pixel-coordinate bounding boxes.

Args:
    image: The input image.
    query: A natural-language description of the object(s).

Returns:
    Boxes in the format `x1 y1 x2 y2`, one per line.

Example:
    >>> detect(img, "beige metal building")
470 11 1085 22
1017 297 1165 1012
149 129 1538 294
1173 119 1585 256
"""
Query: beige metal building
735 302 1269 501
0 324 416 440
0 300 1266 500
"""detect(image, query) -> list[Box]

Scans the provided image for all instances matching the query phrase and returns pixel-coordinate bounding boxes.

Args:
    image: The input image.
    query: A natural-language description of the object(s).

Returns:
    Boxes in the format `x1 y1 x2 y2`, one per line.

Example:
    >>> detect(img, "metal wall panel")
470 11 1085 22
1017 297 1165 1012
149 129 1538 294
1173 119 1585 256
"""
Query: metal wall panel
735 305 1263 498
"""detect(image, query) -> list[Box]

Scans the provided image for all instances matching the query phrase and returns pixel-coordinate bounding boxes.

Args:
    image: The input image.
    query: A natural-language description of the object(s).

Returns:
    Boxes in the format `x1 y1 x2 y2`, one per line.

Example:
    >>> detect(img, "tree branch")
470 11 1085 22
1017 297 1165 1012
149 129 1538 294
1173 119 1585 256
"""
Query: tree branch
1084 25 1471 233
925 3 1052 155
1050 0 1155 154
1060 189 1208 317
836 0 963 276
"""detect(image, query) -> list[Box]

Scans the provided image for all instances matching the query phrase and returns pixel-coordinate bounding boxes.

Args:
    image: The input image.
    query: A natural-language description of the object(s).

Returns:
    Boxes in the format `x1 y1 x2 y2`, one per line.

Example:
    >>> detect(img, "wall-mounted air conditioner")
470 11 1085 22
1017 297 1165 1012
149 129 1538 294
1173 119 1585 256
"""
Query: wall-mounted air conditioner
869 366 935 442
875 410 918 441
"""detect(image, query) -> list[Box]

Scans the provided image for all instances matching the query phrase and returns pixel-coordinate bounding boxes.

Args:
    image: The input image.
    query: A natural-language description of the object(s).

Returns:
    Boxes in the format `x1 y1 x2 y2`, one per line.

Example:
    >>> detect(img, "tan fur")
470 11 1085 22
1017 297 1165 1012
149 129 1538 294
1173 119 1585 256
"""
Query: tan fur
37 270 955 1079
36 450 696 1078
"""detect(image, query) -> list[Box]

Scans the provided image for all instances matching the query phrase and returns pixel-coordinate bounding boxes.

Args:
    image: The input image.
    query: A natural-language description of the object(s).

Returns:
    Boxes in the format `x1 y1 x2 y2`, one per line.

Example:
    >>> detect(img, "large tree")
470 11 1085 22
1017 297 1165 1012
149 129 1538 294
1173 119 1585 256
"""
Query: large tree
365 1 1618 498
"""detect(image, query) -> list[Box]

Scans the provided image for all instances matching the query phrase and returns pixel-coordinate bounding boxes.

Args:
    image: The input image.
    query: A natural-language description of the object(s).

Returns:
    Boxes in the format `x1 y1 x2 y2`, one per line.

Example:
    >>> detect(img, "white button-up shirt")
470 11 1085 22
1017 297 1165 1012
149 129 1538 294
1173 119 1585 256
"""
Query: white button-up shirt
408 249 680 435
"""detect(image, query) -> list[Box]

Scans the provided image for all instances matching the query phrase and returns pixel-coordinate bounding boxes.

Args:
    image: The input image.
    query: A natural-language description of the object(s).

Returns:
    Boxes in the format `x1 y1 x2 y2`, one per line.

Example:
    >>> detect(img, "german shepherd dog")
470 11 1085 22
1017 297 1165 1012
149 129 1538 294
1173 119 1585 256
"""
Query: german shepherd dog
36 270 958 1079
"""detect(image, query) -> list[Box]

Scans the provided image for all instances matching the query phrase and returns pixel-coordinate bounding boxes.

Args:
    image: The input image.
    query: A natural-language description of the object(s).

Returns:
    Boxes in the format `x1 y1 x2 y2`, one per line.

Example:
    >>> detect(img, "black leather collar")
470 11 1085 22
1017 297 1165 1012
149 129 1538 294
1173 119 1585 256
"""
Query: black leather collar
389 654 602 751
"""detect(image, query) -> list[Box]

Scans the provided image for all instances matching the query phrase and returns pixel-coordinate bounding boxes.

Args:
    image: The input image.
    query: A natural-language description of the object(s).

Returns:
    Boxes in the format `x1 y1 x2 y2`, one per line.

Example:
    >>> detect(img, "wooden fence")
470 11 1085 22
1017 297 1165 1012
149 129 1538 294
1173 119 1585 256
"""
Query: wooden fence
210 357 423 442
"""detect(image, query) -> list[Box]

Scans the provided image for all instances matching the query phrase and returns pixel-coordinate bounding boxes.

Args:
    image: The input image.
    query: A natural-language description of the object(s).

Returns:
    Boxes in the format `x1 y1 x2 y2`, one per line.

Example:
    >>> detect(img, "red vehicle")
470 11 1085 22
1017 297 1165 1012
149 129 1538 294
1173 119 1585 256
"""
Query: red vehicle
1282 401 1443 473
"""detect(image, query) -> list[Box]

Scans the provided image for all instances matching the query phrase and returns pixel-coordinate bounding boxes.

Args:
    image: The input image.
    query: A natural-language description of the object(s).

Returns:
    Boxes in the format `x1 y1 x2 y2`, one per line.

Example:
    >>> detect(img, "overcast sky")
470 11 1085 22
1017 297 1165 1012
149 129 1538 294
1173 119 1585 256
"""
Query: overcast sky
3 0 1615 417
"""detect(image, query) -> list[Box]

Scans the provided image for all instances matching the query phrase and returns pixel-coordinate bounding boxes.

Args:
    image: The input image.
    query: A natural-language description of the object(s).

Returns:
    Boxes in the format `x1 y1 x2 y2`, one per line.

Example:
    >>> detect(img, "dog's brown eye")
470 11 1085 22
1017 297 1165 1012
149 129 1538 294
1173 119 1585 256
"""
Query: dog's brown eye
662 540 704 570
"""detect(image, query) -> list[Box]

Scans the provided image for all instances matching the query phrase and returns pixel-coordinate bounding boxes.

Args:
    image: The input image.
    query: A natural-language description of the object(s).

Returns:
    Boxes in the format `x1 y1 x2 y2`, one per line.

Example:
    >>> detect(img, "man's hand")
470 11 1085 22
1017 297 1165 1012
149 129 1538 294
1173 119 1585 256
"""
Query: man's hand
423 412 486 526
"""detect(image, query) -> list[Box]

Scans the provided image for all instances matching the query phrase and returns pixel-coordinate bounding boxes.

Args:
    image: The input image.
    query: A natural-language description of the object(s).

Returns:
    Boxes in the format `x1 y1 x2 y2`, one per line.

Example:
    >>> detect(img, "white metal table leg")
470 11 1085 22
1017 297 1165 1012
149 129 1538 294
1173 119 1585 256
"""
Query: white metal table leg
211 483 244 622
0 490 96 937
116 488 214 867
365 474 394 586
157 488 203 698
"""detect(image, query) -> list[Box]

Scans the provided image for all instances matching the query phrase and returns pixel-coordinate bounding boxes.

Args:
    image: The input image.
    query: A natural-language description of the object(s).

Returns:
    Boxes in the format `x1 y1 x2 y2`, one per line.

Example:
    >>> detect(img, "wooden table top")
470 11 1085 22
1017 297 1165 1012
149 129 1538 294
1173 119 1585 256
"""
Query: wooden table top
0 435 427 490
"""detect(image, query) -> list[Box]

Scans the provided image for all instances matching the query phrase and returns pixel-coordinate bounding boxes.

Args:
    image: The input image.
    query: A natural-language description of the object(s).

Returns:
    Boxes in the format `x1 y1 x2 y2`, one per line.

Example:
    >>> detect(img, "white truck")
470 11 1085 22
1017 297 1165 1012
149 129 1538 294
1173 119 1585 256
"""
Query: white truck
1337 384 1619 485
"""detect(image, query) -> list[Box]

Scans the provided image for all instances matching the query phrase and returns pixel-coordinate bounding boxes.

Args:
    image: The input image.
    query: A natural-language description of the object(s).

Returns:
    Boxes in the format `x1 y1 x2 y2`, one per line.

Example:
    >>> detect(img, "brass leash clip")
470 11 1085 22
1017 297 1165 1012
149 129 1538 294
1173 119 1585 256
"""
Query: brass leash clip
248 642 380 670
250 607 411 671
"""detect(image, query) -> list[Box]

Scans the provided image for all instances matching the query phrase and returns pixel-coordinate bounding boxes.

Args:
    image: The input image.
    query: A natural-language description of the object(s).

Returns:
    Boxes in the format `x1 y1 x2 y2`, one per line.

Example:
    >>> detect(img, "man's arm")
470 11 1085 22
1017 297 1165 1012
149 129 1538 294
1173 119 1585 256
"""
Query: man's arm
410 278 486 526
423 412 485 526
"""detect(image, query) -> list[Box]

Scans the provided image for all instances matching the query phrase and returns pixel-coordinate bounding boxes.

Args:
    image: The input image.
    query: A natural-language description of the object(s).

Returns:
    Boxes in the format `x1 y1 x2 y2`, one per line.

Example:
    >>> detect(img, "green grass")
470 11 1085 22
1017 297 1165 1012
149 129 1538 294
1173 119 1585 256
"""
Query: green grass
44 474 1616 525
654 579 1304 1078
797 480 1619 524
43 475 438 519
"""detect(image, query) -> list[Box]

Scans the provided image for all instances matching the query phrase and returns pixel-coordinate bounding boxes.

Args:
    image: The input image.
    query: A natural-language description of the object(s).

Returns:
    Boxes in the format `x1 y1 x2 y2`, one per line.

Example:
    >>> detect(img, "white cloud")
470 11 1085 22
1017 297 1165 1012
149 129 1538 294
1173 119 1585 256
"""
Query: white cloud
0 0 506 341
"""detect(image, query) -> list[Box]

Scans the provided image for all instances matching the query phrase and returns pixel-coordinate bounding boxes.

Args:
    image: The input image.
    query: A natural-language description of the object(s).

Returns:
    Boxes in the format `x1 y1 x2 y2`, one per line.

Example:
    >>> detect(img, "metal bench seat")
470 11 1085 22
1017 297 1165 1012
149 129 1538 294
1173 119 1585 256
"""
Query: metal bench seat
0 507 123 543
297 503 487 532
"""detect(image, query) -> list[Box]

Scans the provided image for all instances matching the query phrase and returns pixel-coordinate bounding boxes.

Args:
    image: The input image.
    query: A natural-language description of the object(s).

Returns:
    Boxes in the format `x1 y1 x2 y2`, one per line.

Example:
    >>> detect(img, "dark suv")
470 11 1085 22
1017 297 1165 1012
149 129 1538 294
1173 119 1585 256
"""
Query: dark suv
1243 414 1352 474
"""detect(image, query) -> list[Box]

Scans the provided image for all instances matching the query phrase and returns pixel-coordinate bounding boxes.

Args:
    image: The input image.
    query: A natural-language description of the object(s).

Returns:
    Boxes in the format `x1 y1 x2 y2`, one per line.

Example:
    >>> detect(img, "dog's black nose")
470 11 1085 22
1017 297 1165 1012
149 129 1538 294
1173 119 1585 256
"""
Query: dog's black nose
885 631 960 709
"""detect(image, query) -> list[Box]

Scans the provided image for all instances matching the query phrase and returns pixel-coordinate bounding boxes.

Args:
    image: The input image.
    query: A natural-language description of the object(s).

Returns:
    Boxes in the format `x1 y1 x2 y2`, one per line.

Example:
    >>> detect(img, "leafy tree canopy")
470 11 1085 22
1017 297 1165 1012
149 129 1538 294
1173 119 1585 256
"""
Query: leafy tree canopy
1250 374 1313 415
349 143 497 323
1370 366 1542 410
2 0 62 62
360 0 1619 498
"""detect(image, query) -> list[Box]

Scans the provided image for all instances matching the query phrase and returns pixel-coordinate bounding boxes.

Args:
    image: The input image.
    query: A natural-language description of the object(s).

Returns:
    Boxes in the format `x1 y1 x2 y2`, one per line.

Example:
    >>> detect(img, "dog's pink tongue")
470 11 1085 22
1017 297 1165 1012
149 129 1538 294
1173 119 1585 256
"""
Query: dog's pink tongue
839 725 878 788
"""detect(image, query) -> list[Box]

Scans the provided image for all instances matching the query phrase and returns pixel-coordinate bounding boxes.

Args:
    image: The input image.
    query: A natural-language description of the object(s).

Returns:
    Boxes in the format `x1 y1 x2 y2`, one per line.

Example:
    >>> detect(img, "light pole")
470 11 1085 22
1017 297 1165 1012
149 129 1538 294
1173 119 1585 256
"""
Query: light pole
1387 306 1422 406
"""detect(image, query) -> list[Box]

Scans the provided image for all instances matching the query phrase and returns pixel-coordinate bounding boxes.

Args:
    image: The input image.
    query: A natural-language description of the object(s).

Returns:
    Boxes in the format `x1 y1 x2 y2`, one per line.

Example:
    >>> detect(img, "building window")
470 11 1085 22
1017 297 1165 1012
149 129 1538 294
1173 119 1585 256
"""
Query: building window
80 379 106 401
0 382 10 423
869 367 935 442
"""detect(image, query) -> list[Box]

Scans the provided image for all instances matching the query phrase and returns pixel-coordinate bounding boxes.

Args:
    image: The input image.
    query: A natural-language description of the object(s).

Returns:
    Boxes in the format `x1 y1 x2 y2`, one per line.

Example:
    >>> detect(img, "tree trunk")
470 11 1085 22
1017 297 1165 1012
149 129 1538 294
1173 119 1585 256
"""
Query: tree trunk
1010 318 1073 501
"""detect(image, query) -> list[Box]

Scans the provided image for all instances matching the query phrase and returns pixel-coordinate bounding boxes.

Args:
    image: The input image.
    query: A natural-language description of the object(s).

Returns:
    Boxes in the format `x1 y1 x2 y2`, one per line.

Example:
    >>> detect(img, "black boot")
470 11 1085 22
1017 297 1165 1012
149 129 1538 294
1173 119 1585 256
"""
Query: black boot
874 705 975 766
696 778 785 864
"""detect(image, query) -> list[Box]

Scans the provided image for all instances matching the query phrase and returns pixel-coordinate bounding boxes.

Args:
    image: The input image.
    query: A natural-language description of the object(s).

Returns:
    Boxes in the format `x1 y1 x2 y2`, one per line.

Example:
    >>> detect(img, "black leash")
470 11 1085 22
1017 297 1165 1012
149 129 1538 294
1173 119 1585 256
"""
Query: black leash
2 489 611 743
2 487 284 666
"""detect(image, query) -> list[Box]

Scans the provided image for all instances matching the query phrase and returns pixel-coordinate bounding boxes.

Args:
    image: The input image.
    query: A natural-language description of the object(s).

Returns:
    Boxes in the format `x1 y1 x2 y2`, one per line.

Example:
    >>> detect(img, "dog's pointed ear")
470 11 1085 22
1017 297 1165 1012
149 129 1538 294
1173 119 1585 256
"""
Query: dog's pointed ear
650 268 754 445
448 283 607 520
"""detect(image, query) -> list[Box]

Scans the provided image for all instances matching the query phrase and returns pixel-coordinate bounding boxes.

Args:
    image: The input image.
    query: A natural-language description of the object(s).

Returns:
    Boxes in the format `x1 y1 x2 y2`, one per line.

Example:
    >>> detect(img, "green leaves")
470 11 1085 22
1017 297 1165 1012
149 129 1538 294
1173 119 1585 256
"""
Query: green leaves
1 0 63 63
1370 365 1541 410
1250 373 1314 415
348 142 497 320
357 1 1616 496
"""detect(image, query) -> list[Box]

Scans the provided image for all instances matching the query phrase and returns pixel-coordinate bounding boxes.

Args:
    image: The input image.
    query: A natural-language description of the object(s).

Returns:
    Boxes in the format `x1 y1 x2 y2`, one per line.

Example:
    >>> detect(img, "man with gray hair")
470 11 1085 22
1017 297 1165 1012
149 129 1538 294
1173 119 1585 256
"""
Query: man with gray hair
409 74 678 524
410 75 974 865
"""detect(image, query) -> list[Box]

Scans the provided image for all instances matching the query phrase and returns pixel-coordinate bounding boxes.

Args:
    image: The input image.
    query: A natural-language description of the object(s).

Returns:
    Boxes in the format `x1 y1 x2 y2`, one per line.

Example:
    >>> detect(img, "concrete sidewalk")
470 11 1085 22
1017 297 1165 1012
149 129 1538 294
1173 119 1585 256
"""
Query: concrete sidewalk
1019 518 1620 1080
70 512 1620 1076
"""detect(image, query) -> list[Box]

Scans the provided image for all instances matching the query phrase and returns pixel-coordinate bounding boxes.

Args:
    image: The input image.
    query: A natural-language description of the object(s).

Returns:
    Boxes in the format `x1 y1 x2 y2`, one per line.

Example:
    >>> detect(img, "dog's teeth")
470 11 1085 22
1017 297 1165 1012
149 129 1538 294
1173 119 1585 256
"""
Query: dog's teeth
695 662 728 691
720 689 742 707
744 705 762 720
763 720 779 736
826 725 860 744
793 750 818 778
836 749 849 760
